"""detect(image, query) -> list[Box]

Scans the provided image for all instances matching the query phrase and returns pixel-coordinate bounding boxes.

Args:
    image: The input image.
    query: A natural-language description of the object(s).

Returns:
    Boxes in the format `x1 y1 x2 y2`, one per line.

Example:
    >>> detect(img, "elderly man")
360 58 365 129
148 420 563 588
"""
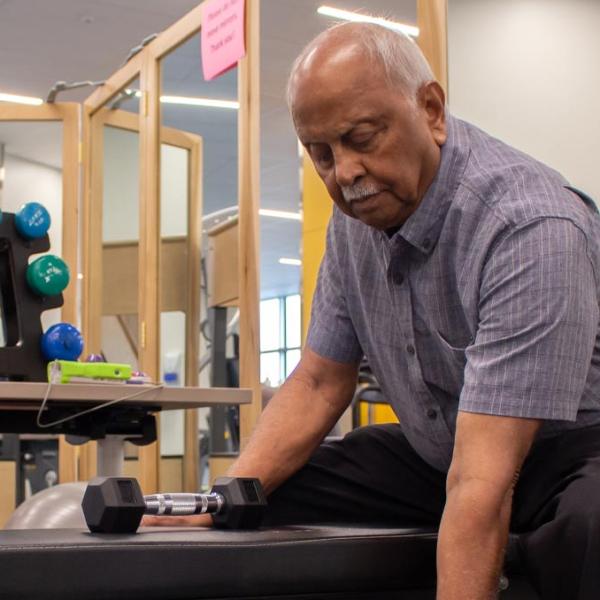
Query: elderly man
152 23 600 599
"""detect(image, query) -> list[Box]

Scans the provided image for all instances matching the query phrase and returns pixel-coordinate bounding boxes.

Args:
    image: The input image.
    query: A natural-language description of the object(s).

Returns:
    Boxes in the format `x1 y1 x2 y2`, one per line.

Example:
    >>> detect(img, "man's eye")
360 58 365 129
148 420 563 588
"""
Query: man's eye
313 146 333 167
351 135 374 148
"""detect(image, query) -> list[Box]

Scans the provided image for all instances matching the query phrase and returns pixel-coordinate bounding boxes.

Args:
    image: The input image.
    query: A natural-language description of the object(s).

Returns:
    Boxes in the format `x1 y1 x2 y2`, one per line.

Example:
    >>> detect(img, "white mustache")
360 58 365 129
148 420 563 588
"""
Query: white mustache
341 183 383 204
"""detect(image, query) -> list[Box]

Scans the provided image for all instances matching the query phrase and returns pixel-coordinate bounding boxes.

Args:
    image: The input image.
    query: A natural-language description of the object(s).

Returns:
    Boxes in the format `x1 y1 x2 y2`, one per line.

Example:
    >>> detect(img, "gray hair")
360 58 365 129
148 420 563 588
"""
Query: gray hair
286 21 435 110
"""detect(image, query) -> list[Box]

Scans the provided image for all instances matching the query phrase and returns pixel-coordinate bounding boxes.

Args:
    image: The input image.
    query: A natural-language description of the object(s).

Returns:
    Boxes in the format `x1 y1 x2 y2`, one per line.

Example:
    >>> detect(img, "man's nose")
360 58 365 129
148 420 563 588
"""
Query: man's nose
334 150 365 187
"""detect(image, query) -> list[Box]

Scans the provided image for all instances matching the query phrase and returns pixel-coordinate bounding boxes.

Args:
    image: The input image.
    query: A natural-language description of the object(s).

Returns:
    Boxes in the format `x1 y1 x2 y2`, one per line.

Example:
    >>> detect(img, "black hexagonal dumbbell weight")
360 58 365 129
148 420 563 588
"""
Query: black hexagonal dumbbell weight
82 476 267 533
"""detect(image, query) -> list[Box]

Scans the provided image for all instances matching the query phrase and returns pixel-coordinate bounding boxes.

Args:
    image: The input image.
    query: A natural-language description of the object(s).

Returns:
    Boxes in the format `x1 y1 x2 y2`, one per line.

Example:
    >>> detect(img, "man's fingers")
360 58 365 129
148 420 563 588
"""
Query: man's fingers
141 514 213 528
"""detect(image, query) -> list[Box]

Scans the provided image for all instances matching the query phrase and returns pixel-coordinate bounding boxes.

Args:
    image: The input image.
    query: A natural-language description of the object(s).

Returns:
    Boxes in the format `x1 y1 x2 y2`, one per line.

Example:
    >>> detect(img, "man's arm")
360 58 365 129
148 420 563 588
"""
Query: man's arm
144 347 359 526
226 347 359 492
436 412 540 599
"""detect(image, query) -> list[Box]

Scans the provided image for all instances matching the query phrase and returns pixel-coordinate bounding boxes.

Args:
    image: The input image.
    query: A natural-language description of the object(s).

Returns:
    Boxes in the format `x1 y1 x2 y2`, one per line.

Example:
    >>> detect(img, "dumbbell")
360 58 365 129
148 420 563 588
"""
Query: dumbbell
82 476 267 533
41 322 84 361
27 254 70 297
15 202 51 240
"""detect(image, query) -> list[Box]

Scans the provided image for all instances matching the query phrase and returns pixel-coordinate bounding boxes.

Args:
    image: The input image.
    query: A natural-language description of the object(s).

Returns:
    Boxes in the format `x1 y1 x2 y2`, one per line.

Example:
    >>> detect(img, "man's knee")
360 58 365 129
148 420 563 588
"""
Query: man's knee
341 423 404 447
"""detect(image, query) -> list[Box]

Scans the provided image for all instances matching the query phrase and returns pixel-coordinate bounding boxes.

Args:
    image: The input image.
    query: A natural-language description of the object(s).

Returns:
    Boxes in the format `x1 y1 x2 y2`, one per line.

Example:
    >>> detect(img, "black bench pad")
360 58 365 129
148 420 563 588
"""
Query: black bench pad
0 526 535 600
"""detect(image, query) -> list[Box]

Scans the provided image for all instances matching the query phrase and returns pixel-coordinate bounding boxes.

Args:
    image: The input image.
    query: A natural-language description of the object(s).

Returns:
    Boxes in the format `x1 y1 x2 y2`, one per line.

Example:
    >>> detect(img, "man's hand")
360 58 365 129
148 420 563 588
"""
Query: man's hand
437 411 540 600
141 514 212 528
143 347 358 529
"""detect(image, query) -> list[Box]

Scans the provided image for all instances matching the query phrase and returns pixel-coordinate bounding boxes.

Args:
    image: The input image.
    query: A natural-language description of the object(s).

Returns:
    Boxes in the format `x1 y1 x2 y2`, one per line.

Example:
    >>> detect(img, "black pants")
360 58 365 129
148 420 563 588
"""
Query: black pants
263 423 600 600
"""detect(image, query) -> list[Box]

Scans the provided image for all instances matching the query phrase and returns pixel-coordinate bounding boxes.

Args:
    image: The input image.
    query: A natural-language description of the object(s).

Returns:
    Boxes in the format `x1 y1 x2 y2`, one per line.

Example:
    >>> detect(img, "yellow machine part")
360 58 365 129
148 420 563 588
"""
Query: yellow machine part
301 152 332 342
301 153 398 428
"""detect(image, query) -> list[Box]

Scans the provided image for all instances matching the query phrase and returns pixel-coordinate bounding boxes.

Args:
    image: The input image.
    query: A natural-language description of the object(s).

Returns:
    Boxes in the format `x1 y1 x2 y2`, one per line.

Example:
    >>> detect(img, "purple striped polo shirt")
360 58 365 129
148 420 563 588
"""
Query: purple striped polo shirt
306 114 600 471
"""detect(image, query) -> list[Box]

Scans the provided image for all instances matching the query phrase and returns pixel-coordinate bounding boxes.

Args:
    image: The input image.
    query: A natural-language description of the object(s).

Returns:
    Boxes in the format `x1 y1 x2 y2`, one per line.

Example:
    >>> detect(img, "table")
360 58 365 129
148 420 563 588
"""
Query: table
0 381 251 475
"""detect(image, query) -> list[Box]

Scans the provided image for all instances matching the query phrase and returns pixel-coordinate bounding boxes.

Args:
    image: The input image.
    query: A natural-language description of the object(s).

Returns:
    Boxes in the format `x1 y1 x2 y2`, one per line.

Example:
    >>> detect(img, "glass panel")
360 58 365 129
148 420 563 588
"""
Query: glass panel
261 351 282 386
160 29 239 487
285 348 301 378
0 121 64 335
285 294 301 348
100 78 141 369
260 298 281 351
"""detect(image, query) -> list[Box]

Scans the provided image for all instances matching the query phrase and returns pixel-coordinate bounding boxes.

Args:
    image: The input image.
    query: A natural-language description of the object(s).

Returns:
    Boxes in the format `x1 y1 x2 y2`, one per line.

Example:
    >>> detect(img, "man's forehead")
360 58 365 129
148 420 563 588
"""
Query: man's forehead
291 59 389 125
301 40 365 74
294 43 383 93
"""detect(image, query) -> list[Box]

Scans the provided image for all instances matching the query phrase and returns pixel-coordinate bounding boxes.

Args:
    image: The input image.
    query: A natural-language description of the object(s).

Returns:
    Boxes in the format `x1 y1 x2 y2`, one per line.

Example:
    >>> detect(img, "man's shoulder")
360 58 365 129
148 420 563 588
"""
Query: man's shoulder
454 118 594 229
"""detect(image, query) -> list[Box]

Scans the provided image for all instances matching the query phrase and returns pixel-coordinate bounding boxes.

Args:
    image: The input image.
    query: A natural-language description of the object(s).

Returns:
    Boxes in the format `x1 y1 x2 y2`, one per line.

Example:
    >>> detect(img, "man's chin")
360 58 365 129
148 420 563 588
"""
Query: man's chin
352 207 405 230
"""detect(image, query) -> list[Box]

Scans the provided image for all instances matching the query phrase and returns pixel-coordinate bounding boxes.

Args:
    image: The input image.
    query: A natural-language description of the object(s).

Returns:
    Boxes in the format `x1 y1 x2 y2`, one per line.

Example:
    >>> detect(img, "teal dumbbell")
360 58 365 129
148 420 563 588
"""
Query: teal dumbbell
15 202 51 240
26 255 70 297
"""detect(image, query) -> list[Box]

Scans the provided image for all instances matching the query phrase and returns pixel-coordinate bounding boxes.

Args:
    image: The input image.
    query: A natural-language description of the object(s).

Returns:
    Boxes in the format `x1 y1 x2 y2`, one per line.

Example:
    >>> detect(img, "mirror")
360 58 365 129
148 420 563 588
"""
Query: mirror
159 28 239 490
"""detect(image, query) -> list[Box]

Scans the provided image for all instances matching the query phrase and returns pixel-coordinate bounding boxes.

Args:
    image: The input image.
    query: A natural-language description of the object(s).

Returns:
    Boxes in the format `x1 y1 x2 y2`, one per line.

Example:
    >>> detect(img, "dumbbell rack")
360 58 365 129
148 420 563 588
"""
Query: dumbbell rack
0 211 63 381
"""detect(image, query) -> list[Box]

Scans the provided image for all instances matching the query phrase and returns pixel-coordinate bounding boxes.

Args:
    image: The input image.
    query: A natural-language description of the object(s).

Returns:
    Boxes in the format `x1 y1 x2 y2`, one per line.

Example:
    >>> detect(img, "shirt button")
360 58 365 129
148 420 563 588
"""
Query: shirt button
426 408 437 420
393 272 404 285
406 344 415 355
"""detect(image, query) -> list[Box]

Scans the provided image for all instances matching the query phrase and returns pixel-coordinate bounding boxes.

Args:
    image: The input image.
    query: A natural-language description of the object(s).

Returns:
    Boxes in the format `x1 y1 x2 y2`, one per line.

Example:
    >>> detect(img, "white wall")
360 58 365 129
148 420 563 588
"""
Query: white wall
161 144 188 237
104 131 190 241
448 0 600 202
103 126 139 243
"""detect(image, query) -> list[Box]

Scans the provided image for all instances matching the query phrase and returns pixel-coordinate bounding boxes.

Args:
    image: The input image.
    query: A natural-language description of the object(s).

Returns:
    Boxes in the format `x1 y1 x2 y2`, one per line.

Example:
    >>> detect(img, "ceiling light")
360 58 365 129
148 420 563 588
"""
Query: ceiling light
259 209 302 221
161 95 239 109
317 6 419 37
125 90 238 110
279 258 302 266
0 92 43 106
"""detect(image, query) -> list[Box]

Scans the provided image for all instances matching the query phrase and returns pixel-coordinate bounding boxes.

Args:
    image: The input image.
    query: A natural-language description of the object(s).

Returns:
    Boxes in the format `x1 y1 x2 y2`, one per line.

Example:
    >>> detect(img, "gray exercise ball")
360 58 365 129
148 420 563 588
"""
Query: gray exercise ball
4 482 87 529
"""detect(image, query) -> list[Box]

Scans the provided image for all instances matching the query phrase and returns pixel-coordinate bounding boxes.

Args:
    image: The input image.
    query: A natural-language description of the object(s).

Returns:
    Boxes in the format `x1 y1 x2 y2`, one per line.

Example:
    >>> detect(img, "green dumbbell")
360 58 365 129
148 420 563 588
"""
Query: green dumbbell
26 255 70 297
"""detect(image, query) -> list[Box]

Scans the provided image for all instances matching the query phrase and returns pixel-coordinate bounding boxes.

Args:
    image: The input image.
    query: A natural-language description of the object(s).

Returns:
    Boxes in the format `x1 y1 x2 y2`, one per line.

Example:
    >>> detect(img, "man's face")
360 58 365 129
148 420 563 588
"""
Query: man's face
291 48 446 230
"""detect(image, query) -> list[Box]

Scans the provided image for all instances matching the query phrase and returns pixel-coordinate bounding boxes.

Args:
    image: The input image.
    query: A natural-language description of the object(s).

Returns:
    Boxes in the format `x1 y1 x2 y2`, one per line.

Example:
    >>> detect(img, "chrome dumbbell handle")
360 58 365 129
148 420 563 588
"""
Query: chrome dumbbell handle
144 492 225 516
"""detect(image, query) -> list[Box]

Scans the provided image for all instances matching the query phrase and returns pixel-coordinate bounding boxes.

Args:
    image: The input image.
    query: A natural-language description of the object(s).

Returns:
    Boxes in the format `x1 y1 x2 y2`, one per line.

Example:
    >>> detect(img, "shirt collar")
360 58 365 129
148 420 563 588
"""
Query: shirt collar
379 114 470 255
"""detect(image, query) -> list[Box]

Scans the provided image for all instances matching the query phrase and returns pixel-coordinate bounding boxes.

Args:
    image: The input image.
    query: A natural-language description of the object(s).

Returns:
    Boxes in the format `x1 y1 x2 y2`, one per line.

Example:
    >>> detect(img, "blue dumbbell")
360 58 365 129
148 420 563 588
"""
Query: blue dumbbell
15 202 51 240
41 323 84 361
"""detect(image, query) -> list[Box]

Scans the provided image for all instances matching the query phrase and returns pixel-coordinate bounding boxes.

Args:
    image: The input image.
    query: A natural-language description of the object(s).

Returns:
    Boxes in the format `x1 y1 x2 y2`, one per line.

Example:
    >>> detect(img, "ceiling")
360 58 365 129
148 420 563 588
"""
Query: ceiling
0 0 417 299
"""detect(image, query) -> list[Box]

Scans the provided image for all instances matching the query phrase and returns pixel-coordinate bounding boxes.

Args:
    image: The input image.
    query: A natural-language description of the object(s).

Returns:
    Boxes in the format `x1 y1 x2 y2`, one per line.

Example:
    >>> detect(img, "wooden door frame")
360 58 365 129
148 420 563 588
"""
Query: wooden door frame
417 0 448 94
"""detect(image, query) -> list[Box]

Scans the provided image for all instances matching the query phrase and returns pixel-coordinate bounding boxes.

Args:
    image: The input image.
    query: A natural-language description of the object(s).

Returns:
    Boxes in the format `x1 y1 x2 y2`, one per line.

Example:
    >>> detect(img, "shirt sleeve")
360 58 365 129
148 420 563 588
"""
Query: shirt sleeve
305 218 363 364
460 217 599 421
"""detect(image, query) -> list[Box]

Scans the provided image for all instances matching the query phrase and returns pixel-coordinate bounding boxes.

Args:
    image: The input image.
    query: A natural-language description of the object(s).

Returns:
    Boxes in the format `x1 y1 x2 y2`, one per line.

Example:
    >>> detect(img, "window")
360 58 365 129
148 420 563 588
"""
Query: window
260 294 301 385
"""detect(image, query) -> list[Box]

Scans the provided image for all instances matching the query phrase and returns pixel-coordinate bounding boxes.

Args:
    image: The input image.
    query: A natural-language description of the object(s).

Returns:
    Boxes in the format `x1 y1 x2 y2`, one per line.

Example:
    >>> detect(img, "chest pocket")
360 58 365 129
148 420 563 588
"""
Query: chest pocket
416 330 467 398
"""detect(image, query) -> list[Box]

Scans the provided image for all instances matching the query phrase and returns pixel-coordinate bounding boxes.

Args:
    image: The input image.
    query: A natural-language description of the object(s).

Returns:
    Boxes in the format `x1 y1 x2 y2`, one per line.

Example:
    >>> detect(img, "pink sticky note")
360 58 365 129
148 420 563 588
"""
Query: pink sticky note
201 0 246 81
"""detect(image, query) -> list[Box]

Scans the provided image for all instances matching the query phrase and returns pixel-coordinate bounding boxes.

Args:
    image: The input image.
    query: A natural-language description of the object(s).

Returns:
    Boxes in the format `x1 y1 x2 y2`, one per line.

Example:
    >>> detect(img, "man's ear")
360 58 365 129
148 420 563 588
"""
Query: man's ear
418 81 447 146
